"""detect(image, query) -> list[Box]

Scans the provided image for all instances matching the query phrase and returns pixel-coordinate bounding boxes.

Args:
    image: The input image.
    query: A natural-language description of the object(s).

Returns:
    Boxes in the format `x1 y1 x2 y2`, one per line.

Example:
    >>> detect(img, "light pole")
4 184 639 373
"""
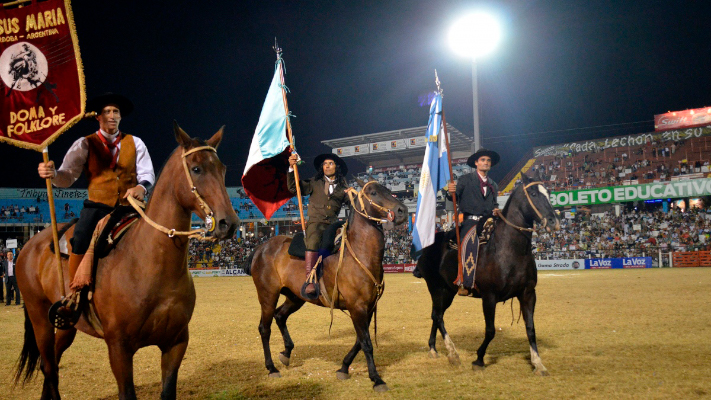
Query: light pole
448 12 502 151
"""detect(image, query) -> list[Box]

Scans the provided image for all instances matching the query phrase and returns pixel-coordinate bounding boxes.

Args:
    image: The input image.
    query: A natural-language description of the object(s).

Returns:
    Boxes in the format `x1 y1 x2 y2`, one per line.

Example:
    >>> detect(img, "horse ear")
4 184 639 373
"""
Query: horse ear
207 126 224 149
520 172 531 185
355 177 367 187
173 121 192 148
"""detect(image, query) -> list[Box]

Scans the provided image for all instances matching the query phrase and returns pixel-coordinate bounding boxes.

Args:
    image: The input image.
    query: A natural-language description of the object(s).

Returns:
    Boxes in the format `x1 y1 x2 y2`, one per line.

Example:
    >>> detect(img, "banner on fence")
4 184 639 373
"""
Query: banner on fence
585 257 652 269
383 263 416 273
535 259 585 270
190 268 248 277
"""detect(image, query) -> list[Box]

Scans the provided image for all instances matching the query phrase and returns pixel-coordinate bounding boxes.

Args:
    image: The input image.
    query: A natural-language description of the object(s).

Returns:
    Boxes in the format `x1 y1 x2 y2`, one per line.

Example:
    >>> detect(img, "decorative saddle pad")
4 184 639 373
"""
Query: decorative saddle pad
95 205 140 258
460 217 496 290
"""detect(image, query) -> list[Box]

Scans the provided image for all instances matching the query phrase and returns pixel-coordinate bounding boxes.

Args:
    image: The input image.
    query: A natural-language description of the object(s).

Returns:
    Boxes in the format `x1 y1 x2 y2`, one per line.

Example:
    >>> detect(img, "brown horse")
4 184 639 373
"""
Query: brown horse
246 179 407 391
14 123 238 400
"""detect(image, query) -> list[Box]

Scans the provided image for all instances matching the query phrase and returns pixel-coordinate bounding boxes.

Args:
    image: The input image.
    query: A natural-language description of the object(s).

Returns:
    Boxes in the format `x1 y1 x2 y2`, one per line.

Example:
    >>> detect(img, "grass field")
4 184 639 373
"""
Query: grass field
1 268 710 399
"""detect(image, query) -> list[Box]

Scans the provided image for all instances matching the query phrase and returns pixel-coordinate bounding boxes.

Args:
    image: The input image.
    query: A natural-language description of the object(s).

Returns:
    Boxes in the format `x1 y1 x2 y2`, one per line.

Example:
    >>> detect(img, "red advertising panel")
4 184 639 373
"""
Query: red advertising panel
654 107 711 131
0 0 85 151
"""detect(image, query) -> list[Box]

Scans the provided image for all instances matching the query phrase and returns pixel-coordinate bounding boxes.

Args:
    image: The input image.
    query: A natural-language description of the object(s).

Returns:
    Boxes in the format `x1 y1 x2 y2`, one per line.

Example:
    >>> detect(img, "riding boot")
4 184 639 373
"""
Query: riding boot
68 253 83 282
303 250 318 297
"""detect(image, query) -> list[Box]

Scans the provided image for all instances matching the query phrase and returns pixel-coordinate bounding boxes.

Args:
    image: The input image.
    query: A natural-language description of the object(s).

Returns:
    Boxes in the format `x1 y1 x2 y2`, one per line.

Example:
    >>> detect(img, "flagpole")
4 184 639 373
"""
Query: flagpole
42 147 66 299
435 71 464 287
275 40 307 233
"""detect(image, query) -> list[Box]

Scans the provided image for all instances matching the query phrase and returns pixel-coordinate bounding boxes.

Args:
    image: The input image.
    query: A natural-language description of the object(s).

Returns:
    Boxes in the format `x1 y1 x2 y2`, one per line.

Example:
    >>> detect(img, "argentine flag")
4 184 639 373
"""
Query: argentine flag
412 93 450 256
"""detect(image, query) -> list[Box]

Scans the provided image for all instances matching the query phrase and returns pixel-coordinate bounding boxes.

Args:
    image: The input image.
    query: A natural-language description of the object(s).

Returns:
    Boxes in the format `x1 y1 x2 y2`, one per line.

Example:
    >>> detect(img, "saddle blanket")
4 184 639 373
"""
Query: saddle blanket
460 225 479 290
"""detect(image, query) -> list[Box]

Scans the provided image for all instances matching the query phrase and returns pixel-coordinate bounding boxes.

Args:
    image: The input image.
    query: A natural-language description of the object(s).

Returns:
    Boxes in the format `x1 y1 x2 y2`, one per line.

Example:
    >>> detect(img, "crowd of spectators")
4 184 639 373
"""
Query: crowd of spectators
533 207 711 259
525 137 711 193
188 233 271 268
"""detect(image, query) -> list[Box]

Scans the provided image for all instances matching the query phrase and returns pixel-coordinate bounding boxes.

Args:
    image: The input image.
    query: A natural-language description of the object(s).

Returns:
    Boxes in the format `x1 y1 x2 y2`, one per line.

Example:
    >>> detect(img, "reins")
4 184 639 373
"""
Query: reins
126 146 218 241
326 181 389 343
495 181 546 234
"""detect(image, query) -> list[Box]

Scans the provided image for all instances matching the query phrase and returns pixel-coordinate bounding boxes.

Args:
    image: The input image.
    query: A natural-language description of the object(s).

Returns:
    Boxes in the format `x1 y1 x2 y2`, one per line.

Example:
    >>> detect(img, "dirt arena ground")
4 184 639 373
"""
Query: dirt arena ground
1 268 710 399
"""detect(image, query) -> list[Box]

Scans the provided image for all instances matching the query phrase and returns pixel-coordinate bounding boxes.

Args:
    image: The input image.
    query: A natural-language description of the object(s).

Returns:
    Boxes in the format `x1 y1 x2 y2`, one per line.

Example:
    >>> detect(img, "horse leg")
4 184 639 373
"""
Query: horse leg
428 287 459 364
25 304 61 400
518 288 549 376
159 328 189 400
274 295 305 366
54 328 77 365
350 307 387 392
336 339 361 380
257 292 281 377
473 294 496 370
106 340 137 400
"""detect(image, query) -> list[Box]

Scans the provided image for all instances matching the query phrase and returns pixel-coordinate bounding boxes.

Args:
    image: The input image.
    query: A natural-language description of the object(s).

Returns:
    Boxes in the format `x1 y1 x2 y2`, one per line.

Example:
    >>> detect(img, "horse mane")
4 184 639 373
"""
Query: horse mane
500 180 524 216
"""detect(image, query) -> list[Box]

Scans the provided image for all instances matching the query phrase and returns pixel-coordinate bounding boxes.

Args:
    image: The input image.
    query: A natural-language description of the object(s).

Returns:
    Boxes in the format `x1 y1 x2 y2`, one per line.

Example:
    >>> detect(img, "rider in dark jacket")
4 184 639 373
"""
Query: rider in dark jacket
287 153 350 297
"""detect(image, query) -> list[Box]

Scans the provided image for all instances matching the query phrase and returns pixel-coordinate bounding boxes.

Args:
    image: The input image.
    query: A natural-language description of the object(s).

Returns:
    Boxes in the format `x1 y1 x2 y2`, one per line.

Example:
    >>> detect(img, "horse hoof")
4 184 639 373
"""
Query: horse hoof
279 353 290 366
373 383 389 392
268 371 281 378
448 354 461 366
429 349 439 359
336 371 350 380
472 363 485 371
534 368 549 376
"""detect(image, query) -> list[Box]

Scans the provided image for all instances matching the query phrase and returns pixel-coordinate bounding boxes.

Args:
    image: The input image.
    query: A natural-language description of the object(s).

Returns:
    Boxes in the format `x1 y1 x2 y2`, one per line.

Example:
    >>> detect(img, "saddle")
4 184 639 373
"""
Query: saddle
50 206 140 331
288 220 346 258
458 217 495 294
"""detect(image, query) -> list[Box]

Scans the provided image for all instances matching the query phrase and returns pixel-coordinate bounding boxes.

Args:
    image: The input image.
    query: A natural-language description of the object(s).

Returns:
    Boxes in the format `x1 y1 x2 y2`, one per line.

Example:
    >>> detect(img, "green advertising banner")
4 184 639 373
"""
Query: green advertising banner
550 179 711 206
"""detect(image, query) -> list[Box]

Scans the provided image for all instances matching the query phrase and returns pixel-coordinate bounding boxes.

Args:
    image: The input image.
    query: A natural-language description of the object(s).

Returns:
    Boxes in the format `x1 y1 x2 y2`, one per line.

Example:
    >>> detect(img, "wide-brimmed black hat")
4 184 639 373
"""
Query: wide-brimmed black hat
86 93 134 117
467 148 500 168
314 153 348 176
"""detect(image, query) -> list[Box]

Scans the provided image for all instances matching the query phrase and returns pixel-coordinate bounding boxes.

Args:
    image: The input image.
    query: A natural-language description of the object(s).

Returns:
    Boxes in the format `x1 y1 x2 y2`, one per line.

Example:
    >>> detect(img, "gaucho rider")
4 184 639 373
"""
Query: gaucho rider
288 152 350 298
37 93 155 293
446 148 500 294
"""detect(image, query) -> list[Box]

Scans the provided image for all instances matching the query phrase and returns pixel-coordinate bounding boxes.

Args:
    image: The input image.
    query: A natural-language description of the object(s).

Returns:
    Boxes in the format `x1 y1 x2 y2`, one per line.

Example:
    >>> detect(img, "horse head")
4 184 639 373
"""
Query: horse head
172 121 239 239
353 178 408 225
518 172 560 232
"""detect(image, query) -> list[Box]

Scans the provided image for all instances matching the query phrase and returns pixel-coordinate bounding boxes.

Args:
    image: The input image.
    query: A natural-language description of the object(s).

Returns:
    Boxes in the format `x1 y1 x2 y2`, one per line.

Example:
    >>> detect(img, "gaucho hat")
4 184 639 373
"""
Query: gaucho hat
87 92 134 117
467 148 500 168
314 153 348 176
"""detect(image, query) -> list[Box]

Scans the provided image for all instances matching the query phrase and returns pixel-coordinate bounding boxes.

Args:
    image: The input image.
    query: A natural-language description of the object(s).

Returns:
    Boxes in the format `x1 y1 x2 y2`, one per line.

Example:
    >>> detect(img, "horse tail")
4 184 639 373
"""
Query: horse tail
14 307 41 385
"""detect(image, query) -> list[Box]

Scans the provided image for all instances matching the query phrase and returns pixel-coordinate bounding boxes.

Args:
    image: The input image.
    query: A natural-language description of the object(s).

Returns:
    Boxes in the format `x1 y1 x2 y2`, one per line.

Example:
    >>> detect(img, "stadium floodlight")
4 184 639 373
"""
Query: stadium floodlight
448 12 502 151
448 12 502 60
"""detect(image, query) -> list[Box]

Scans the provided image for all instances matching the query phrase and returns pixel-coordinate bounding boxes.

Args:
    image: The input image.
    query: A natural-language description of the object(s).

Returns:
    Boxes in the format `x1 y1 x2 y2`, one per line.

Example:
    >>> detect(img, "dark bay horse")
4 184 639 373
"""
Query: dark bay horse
417 173 560 374
246 179 407 391
15 123 238 400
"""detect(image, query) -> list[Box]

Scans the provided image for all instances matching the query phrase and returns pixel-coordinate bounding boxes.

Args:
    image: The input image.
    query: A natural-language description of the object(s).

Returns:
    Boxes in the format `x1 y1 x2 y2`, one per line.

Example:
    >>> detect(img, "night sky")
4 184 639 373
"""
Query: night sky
1 0 710 187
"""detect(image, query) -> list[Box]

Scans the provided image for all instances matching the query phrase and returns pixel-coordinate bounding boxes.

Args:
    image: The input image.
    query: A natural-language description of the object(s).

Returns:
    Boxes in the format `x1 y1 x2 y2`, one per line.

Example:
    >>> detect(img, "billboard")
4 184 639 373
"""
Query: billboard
654 107 711 131
549 179 711 206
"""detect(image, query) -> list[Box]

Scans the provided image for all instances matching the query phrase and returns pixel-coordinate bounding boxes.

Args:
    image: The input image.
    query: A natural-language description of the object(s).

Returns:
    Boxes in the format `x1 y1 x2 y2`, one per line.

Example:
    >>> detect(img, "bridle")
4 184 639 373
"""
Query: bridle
347 181 396 224
127 145 217 240
495 181 549 233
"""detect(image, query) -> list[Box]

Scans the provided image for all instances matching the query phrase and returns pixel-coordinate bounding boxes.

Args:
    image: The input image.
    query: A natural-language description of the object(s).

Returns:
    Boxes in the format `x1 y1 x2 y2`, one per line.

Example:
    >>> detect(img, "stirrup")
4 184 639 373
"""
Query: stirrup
300 257 321 300
48 289 88 330
456 285 470 296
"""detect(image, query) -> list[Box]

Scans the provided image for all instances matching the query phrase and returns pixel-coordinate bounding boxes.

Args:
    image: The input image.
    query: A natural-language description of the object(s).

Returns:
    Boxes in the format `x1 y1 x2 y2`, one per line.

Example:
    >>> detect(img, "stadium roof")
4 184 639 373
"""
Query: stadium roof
321 124 474 165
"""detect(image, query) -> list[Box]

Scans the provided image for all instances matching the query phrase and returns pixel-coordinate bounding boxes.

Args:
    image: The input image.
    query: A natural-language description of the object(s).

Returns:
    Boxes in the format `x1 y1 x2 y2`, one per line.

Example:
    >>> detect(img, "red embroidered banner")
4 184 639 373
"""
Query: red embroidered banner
0 0 84 151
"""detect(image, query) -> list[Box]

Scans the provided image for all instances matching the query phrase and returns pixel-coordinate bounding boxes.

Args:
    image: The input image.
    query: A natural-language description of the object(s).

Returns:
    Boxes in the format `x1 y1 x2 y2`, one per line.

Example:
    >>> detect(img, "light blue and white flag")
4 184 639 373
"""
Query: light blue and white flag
412 92 450 255
241 57 294 220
